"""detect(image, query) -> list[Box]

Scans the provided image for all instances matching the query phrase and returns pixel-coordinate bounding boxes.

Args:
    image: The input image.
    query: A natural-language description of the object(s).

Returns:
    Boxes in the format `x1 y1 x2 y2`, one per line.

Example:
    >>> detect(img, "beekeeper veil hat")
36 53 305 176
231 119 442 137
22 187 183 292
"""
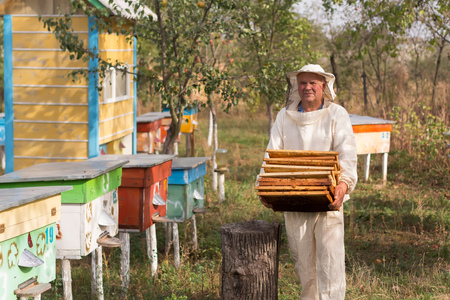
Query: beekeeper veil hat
285 64 336 107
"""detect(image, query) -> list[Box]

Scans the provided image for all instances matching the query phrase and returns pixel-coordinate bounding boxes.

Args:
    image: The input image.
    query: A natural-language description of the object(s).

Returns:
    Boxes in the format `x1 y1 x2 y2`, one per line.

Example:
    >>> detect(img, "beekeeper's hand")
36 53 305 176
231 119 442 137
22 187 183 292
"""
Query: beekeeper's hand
329 182 347 210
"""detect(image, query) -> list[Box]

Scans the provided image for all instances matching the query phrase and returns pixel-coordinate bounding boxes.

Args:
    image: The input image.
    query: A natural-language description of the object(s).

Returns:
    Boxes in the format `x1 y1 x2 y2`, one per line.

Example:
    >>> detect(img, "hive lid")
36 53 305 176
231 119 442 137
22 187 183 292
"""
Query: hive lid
0 186 72 212
136 112 171 123
349 114 396 126
0 160 129 183
171 157 211 170
90 154 175 168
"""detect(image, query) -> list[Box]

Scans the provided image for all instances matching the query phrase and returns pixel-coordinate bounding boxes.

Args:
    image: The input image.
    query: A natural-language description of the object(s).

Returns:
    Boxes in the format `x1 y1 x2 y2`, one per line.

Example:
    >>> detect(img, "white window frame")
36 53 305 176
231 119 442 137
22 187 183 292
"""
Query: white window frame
103 65 131 103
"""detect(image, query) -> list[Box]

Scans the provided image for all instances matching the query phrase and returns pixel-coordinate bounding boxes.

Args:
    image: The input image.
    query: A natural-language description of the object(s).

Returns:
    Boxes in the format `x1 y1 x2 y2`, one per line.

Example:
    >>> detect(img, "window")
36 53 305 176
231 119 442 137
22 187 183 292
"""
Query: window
103 66 130 103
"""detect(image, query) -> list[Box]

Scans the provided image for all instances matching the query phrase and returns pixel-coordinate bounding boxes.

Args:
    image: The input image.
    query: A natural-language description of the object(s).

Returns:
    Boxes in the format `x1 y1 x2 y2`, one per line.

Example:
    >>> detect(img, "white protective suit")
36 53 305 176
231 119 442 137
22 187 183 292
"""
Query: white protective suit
265 65 357 300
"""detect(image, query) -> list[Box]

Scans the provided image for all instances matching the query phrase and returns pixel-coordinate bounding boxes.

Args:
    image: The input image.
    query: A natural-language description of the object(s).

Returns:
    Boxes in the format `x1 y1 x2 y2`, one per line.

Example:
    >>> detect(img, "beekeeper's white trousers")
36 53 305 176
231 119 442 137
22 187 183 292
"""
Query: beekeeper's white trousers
284 210 346 300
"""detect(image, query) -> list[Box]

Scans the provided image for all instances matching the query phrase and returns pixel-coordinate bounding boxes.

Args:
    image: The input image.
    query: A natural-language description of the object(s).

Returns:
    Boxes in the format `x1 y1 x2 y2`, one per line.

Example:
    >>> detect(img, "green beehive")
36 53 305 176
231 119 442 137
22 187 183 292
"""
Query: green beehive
167 157 210 222
0 160 128 259
0 186 72 300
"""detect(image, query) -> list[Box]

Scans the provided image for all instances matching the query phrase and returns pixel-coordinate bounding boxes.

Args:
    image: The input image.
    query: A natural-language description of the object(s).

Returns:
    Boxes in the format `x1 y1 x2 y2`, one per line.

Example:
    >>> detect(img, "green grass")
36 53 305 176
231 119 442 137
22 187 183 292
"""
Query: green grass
43 106 450 299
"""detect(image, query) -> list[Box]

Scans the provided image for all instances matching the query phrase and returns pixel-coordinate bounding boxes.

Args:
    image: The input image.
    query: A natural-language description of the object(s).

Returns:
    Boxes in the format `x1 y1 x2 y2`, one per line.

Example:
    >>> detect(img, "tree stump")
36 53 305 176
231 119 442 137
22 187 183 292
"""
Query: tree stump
221 220 282 300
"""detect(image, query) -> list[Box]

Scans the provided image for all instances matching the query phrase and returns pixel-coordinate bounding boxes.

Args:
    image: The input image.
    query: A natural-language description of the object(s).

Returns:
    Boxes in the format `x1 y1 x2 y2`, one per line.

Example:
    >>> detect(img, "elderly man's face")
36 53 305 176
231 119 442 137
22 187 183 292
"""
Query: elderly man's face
297 72 326 107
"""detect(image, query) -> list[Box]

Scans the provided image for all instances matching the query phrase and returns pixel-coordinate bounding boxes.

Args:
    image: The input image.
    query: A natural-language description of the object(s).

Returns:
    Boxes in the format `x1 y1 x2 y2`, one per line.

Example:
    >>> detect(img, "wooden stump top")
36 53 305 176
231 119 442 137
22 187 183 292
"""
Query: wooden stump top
221 220 280 235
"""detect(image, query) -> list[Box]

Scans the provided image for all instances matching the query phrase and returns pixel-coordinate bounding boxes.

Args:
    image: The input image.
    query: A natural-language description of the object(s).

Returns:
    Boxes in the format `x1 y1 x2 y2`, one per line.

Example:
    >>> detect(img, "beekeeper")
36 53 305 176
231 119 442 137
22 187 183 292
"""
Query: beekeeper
264 64 357 299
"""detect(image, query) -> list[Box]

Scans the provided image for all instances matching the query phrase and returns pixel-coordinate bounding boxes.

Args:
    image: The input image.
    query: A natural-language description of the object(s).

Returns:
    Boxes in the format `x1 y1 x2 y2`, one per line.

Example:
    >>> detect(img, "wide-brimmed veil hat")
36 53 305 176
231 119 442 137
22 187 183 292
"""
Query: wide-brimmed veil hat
285 64 336 106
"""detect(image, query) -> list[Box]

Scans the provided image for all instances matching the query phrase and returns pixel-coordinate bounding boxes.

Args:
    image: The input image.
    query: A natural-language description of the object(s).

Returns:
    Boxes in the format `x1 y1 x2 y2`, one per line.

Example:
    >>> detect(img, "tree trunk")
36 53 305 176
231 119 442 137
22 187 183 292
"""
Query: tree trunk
162 113 182 154
221 220 282 300
266 101 273 139
330 53 340 94
414 47 420 102
208 110 213 146
431 38 445 112
210 102 218 191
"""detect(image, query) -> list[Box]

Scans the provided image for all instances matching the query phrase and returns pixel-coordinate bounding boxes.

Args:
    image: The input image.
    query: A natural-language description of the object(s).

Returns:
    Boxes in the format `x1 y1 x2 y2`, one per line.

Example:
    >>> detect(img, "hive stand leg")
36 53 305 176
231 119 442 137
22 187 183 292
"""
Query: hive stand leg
185 133 191 157
191 214 198 251
61 259 73 300
164 222 173 257
363 153 371 181
190 131 195 157
173 223 180 269
218 173 225 202
174 142 179 155
91 247 104 300
120 232 130 294
382 152 388 184
146 224 158 276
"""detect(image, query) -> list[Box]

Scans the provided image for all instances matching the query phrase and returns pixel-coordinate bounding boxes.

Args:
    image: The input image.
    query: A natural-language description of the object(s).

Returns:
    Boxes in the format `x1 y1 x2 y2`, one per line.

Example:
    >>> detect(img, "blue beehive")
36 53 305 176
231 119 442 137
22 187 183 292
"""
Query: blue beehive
166 157 210 222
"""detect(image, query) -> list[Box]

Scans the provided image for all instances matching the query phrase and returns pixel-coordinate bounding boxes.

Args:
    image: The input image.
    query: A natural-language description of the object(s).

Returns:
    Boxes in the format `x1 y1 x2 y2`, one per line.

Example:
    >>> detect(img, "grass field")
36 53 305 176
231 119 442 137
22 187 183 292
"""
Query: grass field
40 106 450 299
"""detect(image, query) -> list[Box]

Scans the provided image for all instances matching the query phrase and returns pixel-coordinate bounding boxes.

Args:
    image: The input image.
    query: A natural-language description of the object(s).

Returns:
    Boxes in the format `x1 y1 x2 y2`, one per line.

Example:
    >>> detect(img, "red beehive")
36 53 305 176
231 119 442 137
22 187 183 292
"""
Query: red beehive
90 154 175 231
136 112 169 154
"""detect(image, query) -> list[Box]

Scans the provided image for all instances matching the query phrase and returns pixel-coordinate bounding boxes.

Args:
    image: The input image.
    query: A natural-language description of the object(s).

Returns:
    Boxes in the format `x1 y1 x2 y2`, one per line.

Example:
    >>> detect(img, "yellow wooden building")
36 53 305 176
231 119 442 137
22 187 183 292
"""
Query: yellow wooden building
1 0 144 172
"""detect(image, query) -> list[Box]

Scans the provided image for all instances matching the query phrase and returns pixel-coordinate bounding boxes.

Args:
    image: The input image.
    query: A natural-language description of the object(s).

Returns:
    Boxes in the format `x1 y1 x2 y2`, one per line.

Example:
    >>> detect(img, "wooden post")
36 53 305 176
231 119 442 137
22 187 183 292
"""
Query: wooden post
174 142 178 155
119 232 130 294
190 130 195 157
0 146 5 170
146 224 158 276
363 153 371 181
164 222 172 257
191 214 198 251
382 152 388 184
218 173 225 202
185 133 191 157
215 168 228 202
221 220 282 300
91 247 104 300
173 222 180 269
61 259 72 300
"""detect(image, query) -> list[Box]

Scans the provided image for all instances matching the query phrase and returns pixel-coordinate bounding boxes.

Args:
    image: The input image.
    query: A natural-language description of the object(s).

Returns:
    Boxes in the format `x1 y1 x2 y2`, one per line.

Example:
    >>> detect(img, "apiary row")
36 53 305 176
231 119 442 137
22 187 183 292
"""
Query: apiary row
0 154 209 299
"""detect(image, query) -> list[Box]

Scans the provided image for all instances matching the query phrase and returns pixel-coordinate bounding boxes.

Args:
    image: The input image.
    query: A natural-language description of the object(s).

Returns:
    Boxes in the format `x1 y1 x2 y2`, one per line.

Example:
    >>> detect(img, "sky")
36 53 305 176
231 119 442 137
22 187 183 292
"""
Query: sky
293 0 360 37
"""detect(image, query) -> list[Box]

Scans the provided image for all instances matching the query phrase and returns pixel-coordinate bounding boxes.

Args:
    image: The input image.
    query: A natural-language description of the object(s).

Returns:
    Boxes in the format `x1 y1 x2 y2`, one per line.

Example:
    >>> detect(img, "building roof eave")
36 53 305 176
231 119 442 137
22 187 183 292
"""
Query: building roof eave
87 0 157 21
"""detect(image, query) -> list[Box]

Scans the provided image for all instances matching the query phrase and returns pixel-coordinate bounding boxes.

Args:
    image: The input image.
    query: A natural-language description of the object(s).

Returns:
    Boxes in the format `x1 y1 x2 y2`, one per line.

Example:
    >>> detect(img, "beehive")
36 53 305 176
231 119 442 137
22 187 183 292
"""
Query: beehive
167 157 210 222
136 112 170 154
0 186 72 300
0 160 128 259
89 154 176 231
257 150 340 212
